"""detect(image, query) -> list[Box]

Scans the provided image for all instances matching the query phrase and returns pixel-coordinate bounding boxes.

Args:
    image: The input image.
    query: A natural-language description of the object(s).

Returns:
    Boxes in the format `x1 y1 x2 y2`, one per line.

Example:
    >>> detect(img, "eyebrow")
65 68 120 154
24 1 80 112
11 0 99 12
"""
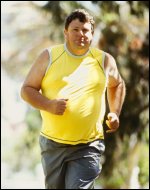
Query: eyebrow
71 26 89 29
71 26 79 28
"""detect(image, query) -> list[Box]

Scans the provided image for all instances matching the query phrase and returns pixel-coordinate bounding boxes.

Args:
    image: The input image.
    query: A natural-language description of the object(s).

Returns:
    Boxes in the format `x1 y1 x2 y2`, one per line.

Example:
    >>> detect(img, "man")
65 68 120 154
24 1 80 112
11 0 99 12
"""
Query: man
21 9 126 189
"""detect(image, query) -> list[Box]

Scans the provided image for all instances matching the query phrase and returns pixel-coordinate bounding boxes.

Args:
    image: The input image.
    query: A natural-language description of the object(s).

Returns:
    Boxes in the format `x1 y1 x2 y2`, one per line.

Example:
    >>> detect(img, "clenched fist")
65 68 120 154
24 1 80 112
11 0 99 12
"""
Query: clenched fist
48 98 68 115
105 112 119 133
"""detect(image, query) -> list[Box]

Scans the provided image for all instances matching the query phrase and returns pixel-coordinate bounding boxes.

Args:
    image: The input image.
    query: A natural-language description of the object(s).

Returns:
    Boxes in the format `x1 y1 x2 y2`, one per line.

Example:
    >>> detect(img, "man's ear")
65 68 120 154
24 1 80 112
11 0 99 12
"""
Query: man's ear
64 29 67 39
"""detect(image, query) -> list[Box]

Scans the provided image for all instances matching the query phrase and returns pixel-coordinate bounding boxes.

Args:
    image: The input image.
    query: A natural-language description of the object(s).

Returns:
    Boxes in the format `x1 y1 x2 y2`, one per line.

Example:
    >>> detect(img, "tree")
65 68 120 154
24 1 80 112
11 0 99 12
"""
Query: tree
96 1 149 188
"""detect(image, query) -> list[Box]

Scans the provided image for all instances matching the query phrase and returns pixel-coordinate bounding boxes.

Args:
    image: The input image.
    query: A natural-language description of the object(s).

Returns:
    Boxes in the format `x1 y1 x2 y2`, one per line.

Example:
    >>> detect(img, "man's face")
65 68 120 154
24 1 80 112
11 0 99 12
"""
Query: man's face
64 19 94 51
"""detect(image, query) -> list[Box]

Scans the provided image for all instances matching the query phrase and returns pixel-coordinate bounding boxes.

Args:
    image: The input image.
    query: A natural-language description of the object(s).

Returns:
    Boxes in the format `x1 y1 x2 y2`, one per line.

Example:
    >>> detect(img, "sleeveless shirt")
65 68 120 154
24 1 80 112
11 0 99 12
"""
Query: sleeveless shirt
40 44 107 145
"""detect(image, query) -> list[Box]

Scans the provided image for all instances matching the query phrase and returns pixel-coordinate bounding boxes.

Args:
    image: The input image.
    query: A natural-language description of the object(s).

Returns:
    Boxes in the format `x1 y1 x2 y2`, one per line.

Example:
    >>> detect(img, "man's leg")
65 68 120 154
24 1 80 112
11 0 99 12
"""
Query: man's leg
39 135 67 189
65 141 105 189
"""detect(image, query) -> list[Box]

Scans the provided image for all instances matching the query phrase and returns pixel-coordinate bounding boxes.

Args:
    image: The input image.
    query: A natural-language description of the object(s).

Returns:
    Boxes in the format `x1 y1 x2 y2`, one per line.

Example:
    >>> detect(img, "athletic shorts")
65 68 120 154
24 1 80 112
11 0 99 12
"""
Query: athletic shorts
39 135 105 189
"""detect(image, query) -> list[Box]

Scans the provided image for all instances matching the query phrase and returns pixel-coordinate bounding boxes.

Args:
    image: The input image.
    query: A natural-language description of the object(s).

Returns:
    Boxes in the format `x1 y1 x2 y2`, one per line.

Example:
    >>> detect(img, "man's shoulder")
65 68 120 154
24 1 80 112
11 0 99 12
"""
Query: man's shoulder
90 47 115 61
90 47 105 56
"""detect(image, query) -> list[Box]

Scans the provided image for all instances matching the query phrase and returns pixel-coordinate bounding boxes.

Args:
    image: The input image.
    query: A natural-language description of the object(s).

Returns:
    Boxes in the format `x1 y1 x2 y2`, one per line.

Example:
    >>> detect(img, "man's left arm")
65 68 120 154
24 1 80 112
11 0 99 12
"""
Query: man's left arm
104 53 126 133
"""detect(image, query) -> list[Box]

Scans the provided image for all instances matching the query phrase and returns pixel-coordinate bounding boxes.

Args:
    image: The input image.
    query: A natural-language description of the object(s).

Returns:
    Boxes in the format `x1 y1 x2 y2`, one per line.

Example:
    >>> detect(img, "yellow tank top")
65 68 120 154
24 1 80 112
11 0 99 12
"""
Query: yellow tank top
40 44 107 145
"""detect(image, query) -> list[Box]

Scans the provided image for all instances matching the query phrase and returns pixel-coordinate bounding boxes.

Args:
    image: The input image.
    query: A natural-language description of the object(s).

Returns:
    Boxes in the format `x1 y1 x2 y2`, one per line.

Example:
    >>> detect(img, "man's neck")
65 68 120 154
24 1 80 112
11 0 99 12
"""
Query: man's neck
66 43 89 56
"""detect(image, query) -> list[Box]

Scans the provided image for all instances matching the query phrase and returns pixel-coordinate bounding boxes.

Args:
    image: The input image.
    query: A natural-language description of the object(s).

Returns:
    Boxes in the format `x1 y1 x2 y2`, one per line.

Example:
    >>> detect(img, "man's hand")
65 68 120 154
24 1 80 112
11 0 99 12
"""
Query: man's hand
105 112 119 133
49 99 68 115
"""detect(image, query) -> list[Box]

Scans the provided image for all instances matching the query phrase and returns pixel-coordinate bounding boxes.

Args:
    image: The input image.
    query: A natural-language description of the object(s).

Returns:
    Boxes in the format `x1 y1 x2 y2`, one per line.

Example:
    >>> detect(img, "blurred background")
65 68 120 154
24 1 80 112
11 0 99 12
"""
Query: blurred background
1 1 149 189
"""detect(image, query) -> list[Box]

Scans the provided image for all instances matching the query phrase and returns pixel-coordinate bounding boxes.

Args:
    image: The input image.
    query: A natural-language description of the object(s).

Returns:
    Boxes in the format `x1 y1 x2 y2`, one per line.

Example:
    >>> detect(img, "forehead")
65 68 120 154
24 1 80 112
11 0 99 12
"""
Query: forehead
69 19 92 29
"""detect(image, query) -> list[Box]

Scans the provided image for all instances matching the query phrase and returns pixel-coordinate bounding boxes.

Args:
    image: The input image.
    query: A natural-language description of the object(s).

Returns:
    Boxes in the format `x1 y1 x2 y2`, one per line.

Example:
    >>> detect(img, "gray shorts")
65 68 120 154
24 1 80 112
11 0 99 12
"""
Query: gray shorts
39 135 105 189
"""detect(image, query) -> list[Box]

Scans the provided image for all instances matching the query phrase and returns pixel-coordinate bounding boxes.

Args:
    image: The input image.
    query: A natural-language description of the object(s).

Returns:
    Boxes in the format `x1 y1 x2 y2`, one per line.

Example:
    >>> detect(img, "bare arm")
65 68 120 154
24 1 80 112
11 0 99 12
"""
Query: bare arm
104 53 126 133
21 49 68 115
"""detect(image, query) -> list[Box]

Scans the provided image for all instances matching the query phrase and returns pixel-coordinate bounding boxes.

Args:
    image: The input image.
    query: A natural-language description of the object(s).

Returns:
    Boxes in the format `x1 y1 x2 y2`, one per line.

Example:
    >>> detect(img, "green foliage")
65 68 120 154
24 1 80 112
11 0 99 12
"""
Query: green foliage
128 1 149 17
25 109 42 135
99 169 125 189
138 139 149 187
23 109 42 168
95 2 149 188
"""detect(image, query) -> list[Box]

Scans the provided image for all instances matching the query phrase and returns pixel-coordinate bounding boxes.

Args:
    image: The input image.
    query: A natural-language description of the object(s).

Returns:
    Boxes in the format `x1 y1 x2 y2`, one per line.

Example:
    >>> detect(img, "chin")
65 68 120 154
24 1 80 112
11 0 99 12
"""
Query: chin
78 43 89 47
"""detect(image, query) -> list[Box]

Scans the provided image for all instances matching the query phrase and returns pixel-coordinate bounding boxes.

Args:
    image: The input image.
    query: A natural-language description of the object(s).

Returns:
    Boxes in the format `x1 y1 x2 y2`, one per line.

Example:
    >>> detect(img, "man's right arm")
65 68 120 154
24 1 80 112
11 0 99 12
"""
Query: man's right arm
21 49 68 115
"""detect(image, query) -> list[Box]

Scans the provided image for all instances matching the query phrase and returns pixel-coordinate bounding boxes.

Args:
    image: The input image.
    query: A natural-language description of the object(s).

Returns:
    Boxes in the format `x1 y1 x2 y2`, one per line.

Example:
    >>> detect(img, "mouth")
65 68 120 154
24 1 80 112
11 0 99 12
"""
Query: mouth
76 39 88 46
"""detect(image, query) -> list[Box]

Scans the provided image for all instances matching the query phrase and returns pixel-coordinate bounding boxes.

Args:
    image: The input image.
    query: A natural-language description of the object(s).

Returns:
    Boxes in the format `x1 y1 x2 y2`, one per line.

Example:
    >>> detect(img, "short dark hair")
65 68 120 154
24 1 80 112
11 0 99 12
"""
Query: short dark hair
65 9 95 32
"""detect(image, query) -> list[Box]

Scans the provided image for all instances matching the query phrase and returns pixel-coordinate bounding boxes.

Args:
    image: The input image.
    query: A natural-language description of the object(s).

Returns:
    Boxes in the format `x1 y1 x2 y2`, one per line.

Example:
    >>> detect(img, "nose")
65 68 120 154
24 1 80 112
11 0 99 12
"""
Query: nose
79 30 84 36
